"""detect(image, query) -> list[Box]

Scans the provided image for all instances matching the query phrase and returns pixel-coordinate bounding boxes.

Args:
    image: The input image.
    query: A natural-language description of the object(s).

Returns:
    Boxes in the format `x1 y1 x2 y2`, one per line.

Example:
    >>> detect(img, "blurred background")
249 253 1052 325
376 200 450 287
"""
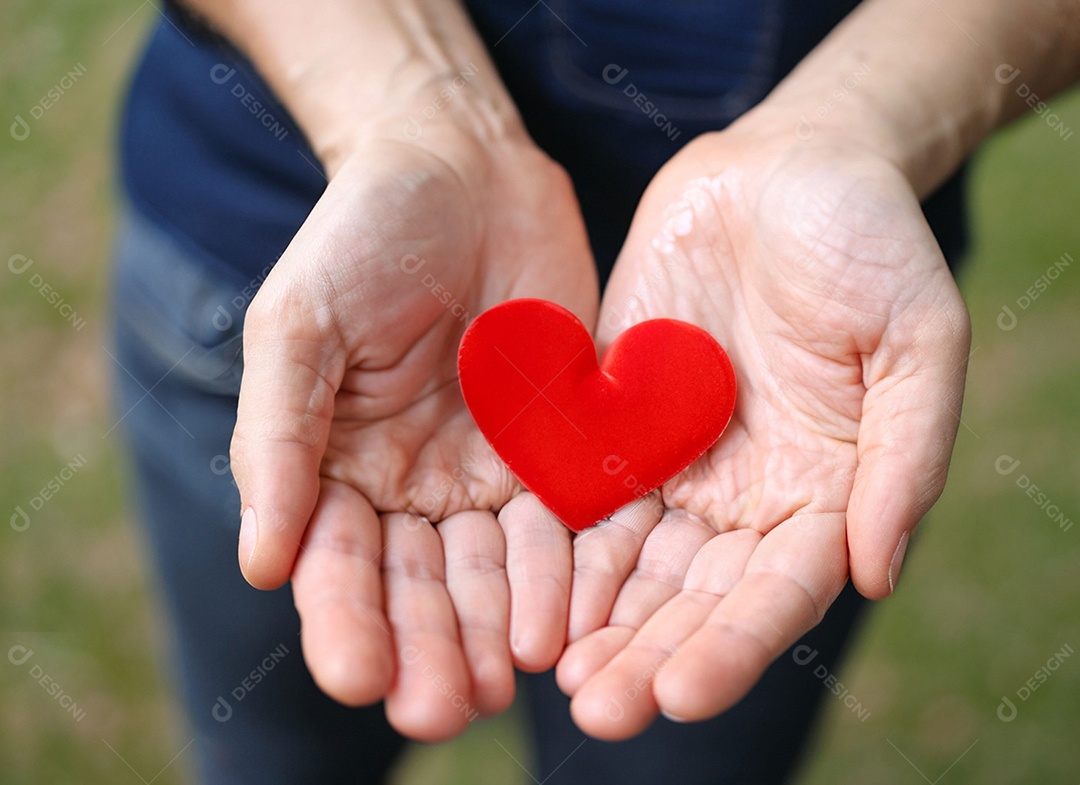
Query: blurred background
1 1 1077 783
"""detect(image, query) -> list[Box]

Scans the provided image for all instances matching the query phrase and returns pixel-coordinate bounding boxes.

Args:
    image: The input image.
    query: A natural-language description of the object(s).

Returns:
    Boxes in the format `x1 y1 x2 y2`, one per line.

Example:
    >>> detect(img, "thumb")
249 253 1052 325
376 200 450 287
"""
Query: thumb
847 271 971 599
230 284 345 590
593 171 710 355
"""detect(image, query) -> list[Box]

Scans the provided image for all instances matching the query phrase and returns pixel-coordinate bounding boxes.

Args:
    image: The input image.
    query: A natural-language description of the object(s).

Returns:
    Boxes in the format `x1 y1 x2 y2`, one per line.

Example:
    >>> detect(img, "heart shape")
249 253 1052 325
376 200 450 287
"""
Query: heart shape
458 299 736 531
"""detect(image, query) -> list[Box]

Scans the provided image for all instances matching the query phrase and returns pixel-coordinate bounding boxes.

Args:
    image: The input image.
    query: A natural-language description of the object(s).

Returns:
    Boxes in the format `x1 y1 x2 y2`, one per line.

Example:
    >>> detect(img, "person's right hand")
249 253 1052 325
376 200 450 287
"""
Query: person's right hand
229 116 598 740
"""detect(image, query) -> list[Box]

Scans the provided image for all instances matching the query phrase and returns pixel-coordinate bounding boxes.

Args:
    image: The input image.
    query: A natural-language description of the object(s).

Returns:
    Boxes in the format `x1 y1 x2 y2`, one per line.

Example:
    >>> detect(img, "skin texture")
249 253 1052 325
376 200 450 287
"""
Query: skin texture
173 0 1080 742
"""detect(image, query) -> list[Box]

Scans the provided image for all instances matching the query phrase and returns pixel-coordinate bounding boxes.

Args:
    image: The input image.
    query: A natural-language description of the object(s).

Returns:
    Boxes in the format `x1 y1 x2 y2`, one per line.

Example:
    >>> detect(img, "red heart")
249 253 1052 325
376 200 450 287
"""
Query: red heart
458 299 736 531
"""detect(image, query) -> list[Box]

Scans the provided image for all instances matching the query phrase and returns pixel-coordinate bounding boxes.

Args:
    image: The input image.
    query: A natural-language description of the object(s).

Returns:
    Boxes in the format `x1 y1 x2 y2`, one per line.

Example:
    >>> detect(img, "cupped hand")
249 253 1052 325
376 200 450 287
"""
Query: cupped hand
229 123 595 739
558 123 971 739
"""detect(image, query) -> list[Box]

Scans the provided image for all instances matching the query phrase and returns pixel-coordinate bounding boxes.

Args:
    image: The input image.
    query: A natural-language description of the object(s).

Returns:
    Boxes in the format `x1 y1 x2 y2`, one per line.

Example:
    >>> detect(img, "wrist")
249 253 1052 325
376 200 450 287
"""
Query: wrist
722 0 992 201
733 85 970 201
316 63 526 179
735 93 901 155
193 0 526 179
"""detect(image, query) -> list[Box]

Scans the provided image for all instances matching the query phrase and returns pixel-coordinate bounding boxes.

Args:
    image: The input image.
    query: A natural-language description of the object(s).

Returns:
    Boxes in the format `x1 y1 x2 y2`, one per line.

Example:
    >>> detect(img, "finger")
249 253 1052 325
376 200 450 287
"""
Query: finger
652 513 848 723
591 169 715 354
848 273 971 598
568 493 663 641
438 510 515 717
567 528 758 738
569 592 722 739
498 494 573 672
606 511 717 629
231 285 344 590
292 479 394 707
556 626 635 697
381 513 474 741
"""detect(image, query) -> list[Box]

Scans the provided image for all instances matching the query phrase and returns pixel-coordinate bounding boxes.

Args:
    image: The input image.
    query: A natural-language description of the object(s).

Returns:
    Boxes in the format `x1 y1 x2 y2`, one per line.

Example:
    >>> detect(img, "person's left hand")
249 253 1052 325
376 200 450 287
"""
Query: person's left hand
555 121 971 739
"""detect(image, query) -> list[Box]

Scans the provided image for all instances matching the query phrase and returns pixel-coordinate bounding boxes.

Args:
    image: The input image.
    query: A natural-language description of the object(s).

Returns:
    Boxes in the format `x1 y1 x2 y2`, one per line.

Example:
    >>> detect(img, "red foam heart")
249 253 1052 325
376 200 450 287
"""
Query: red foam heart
458 299 736 531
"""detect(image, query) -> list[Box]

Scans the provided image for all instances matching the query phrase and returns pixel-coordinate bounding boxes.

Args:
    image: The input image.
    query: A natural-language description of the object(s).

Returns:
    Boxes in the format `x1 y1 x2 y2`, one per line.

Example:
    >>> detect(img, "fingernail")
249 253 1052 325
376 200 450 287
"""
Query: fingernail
888 531 910 593
660 709 690 723
239 506 258 568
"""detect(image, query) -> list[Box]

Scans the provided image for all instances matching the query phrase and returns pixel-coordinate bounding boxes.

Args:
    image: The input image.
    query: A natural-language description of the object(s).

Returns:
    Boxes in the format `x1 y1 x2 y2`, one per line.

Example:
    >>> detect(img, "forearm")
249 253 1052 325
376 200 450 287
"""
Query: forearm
747 0 1080 197
177 0 521 174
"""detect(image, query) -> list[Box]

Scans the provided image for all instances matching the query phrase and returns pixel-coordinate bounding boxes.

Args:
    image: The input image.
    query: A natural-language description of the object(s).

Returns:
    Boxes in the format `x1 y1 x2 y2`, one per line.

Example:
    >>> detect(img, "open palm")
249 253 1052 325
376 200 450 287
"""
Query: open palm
230 131 595 739
558 128 971 738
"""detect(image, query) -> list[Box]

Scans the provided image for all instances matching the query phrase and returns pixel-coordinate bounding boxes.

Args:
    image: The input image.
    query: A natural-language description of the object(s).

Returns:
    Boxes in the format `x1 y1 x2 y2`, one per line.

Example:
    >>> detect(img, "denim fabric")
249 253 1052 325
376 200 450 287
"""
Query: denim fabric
111 207 408 783
111 203 869 783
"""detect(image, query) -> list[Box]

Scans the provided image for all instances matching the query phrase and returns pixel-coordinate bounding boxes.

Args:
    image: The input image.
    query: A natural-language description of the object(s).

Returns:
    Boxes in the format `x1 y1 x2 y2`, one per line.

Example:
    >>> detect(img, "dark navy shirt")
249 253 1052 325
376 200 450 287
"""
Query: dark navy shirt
120 1 966 283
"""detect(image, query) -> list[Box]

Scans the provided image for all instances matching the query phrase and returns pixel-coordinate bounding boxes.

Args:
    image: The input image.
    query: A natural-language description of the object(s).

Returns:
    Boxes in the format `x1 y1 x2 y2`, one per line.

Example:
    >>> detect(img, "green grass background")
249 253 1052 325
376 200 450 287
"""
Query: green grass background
1 1 1077 782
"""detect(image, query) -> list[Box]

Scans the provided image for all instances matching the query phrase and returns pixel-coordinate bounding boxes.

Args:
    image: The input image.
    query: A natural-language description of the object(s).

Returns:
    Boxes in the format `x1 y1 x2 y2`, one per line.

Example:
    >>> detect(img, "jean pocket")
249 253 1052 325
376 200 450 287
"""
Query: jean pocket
111 207 270 397
543 0 783 125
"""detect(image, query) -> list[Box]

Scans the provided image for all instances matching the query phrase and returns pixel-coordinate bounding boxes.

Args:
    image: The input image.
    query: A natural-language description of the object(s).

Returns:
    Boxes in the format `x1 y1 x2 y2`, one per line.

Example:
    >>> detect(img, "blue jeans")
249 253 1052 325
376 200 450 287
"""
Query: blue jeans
110 204 868 784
